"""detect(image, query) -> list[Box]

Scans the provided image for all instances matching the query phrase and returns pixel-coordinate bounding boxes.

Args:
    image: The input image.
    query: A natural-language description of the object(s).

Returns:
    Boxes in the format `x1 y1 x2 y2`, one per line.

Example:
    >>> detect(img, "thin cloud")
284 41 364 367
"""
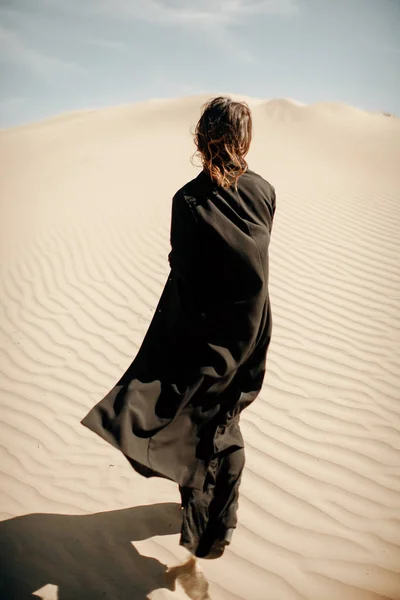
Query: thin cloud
0 1 299 72
2 0 299 27
86 39 127 51
91 0 299 62
0 96 26 109
1 5 126 56
0 25 87 77
94 0 299 26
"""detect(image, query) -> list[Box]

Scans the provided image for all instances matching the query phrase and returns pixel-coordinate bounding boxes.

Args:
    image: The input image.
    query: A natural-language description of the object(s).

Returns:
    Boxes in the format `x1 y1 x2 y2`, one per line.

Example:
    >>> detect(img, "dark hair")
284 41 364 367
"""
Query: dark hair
193 96 252 188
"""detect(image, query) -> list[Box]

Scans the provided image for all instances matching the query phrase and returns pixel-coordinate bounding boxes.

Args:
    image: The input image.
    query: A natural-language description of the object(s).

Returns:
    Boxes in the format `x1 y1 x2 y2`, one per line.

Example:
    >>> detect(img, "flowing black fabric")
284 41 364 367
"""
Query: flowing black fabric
81 169 276 499
179 443 245 558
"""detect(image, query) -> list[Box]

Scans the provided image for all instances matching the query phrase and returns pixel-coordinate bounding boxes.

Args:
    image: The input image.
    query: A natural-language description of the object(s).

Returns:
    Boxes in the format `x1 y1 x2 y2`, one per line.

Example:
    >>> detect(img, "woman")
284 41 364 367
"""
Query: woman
81 96 276 560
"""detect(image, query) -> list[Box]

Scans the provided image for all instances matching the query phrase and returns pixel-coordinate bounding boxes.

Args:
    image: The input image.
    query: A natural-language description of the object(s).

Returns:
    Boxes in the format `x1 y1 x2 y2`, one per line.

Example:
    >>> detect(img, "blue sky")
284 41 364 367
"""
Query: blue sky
0 0 399 128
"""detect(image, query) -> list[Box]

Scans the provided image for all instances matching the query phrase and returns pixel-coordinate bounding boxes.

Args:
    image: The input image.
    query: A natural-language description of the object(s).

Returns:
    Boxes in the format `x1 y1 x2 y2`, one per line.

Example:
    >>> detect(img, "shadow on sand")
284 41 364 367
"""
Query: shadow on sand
0 502 182 600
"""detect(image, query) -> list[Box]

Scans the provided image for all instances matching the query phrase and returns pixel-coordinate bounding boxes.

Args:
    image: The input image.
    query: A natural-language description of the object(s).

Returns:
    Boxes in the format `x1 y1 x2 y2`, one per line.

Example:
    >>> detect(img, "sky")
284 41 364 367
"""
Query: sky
0 0 399 128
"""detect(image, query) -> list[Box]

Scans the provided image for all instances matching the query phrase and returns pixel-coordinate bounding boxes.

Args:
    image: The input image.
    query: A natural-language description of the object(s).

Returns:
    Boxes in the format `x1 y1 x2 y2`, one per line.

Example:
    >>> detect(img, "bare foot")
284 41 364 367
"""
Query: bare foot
165 555 211 600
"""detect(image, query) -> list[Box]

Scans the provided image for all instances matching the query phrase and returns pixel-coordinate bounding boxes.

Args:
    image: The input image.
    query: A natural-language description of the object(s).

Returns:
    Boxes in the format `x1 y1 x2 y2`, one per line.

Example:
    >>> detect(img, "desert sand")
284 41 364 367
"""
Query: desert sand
0 94 399 600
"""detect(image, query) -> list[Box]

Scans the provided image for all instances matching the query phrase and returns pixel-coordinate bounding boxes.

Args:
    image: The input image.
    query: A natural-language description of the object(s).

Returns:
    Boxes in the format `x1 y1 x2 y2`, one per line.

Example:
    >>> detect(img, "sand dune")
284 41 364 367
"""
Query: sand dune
0 95 400 599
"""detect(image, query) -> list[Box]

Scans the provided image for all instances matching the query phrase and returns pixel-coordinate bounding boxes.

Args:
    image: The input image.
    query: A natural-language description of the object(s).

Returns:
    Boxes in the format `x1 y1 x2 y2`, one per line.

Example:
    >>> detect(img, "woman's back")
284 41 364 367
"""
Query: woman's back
169 167 275 310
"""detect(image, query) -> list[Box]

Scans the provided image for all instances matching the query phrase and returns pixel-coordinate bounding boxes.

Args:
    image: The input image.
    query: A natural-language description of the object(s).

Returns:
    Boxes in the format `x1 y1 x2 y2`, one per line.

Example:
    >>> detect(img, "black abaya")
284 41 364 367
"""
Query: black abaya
81 168 276 556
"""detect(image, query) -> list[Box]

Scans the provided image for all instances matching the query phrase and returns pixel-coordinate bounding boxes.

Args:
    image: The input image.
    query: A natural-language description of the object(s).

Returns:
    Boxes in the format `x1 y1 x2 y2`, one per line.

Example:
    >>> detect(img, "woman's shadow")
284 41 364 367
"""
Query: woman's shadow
0 502 182 600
